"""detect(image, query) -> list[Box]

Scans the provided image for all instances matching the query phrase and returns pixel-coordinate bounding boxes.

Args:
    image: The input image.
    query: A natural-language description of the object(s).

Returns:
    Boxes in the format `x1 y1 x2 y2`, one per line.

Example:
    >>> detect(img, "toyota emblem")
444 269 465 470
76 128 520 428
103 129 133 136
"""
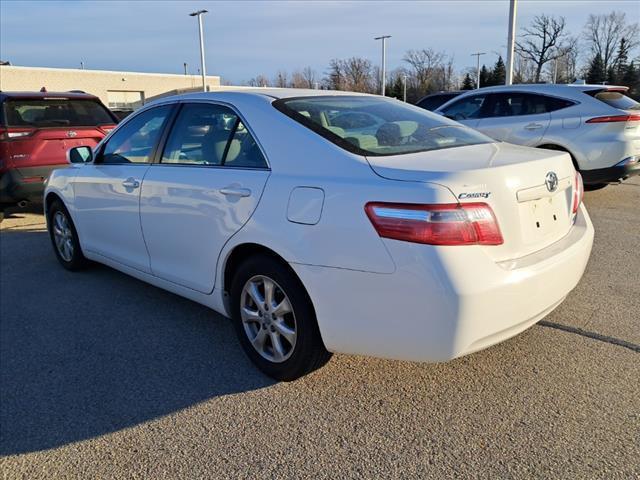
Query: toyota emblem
545 171 558 192
66 130 78 138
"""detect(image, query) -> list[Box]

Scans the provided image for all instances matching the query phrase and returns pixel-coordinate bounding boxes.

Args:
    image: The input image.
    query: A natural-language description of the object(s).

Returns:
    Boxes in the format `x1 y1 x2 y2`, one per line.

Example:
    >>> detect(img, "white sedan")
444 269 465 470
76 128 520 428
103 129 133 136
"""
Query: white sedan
45 89 594 380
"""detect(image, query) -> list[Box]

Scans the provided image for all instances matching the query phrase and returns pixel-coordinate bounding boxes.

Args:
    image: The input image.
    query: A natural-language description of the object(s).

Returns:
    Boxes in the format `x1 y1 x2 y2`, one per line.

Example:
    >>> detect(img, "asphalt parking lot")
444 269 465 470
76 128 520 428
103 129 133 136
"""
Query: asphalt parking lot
1 178 639 479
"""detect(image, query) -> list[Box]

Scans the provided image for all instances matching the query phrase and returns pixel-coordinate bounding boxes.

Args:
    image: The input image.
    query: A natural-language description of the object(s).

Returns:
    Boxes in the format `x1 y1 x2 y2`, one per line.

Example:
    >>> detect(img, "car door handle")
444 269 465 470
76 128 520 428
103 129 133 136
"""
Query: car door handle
220 187 251 197
122 178 140 189
524 123 544 130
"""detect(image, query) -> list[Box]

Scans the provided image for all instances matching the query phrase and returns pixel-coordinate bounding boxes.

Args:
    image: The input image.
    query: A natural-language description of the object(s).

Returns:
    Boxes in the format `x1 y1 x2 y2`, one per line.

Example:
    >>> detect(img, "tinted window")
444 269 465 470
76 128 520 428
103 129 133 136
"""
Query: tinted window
161 103 267 168
543 95 575 112
3 99 115 127
485 93 574 118
418 93 459 111
275 96 492 156
589 90 640 110
101 105 172 164
440 95 487 120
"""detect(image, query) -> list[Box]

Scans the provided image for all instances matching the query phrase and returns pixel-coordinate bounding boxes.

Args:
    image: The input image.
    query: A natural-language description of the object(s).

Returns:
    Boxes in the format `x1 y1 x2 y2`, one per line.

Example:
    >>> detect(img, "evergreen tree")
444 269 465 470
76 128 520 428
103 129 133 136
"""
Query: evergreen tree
479 65 490 88
492 56 506 86
586 53 605 84
622 61 640 100
614 38 630 84
461 73 475 90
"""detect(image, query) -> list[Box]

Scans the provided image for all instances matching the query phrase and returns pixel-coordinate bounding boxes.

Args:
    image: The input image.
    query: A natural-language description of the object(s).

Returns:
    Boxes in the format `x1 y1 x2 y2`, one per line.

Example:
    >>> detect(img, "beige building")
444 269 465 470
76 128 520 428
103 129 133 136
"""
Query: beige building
0 65 222 110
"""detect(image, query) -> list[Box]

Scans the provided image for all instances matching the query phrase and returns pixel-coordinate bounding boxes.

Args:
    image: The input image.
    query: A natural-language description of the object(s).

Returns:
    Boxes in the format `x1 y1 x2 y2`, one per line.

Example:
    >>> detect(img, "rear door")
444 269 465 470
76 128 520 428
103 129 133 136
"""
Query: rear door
139 102 270 294
476 92 551 145
73 104 174 272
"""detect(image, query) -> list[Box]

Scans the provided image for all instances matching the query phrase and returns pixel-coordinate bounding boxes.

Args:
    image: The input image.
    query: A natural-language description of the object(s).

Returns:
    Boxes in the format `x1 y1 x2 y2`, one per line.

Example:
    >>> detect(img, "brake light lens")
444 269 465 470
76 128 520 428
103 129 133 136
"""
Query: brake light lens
572 171 584 215
586 114 640 123
365 202 503 246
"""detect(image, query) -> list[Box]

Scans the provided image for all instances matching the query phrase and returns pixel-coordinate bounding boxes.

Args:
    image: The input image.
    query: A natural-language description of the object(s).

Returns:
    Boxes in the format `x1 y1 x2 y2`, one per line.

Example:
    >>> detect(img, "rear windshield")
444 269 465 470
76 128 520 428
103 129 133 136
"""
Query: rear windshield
587 90 640 110
273 95 492 156
2 98 115 127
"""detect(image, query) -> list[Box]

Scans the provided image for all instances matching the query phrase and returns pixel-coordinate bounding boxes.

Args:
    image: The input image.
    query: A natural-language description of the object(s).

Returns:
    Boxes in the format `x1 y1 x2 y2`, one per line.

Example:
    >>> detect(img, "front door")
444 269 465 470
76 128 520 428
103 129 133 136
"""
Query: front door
140 102 270 293
73 104 174 272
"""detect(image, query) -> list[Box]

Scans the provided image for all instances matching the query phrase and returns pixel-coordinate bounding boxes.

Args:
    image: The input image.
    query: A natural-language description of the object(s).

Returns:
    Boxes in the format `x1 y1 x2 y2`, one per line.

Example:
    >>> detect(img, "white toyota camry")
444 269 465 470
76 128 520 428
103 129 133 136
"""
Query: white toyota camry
45 89 594 380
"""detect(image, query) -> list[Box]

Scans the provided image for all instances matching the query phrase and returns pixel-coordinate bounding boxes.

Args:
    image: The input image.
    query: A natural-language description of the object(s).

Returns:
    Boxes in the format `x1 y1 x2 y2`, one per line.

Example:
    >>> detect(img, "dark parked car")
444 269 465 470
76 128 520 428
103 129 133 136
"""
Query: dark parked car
415 91 463 111
0 91 117 213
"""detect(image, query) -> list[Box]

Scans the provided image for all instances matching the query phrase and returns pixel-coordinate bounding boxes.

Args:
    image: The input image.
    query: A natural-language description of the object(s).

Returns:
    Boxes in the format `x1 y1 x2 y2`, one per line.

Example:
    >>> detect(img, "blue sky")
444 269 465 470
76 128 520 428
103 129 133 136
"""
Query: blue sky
1 0 638 83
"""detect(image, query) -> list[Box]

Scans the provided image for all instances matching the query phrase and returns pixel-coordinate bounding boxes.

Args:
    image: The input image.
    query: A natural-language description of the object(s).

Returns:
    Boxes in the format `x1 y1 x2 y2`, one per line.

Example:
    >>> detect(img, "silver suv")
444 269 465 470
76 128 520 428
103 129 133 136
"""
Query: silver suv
435 84 640 186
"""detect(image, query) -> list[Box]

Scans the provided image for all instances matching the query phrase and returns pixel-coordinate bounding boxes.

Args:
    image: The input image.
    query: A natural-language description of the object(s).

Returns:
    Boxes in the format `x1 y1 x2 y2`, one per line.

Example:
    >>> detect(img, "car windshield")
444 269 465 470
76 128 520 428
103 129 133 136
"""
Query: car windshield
3 98 115 127
588 90 640 110
274 95 492 156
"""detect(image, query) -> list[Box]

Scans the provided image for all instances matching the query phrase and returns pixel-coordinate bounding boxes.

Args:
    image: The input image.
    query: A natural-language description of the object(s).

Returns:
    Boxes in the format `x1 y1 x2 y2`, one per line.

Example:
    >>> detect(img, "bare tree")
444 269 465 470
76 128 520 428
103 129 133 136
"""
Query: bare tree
403 49 446 90
583 11 639 74
325 57 375 92
273 70 288 88
247 74 270 87
302 66 318 89
516 14 567 82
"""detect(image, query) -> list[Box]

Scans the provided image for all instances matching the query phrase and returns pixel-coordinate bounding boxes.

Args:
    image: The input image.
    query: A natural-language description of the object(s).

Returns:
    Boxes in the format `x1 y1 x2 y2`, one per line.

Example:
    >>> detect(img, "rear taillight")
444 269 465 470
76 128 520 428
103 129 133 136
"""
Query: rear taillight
0 128 35 140
572 171 584 215
365 202 503 246
586 114 640 123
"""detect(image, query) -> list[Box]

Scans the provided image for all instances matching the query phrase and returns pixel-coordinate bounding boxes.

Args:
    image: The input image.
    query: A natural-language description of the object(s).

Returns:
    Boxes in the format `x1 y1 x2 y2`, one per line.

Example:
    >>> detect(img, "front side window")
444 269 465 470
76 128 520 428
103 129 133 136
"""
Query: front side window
439 94 488 121
275 96 491 157
161 103 267 168
101 105 172 164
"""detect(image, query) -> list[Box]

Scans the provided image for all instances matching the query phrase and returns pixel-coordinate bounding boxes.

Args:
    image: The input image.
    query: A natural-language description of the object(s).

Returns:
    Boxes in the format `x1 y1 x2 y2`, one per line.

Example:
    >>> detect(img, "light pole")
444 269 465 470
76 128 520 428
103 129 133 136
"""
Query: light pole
505 0 517 85
471 52 486 89
189 9 208 92
374 35 391 96
402 73 408 102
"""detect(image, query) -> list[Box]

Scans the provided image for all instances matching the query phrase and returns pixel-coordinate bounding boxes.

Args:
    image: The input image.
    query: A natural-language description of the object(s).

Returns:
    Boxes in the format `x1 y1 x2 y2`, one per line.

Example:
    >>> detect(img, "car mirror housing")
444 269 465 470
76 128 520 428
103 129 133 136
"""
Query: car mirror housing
68 146 93 164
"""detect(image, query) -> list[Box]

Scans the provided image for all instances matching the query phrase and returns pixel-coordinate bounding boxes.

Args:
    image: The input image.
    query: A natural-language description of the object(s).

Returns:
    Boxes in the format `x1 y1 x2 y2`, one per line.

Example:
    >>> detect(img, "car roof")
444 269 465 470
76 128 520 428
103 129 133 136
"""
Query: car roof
434 83 631 111
163 88 376 103
467 83 626 93
0 91 100 101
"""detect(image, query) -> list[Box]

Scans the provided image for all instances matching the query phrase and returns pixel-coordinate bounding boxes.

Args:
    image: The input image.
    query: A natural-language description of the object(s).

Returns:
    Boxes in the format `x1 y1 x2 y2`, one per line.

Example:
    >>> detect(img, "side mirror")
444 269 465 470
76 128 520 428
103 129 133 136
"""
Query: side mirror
68 146 93 164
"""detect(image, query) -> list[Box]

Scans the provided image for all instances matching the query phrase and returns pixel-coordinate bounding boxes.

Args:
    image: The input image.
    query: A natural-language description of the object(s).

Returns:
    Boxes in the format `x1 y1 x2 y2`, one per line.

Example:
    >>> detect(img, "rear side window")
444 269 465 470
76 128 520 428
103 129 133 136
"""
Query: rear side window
587 90 640 110
484 93 573 118
275 95 491 156
161 103 267 168
2 98 115 127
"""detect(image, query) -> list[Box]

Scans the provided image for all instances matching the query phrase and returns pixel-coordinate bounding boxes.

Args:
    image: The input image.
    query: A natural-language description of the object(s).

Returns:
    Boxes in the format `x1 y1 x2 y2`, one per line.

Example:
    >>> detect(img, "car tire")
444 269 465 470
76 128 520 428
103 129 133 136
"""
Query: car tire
230 254 332 381
584 183 608 191
47 199 89 271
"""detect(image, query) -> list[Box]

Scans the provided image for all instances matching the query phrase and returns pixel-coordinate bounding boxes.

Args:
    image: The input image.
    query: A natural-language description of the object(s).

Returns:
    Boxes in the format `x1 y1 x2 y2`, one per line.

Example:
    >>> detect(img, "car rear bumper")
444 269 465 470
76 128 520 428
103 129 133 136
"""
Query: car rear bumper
0 165 64 206
291 204 594 363
581 156 640 184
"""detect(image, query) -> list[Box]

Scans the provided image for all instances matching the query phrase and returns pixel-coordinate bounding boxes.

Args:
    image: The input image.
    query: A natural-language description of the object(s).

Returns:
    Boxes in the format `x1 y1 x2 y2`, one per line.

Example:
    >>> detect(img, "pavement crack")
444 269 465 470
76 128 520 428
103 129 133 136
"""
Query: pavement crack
538 320 640 353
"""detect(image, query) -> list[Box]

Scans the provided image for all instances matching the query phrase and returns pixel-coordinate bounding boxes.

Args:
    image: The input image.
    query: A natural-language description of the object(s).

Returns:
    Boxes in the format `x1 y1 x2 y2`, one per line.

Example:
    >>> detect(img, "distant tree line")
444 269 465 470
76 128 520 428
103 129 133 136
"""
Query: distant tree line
243 10 639 101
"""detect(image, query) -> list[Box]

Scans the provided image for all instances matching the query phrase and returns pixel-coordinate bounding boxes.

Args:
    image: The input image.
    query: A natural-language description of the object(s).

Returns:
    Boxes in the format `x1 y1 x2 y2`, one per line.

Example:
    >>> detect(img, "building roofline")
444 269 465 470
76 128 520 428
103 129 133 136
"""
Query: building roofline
0 64 220 80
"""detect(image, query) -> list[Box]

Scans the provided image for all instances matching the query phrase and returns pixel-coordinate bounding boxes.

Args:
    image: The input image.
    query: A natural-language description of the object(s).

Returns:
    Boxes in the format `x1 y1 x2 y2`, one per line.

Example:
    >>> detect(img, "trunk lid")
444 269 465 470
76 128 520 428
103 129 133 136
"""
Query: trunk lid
366 142 577 261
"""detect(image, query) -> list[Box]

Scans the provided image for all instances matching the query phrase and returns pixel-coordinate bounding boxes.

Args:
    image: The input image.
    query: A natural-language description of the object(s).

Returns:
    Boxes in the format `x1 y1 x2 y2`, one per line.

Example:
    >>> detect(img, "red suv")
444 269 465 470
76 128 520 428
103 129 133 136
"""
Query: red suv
0 91 117 212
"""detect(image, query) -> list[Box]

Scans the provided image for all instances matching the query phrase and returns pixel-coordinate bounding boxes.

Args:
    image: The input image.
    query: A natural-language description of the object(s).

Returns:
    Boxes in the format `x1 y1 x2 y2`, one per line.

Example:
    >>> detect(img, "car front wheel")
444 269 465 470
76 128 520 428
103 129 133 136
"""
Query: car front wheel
230 254 331 381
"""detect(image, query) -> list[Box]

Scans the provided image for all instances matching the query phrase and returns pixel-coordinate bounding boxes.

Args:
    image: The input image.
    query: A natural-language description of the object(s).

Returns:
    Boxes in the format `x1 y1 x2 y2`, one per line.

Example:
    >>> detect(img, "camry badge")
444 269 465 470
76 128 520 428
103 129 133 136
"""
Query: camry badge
545 171 558 192
67 131 78 138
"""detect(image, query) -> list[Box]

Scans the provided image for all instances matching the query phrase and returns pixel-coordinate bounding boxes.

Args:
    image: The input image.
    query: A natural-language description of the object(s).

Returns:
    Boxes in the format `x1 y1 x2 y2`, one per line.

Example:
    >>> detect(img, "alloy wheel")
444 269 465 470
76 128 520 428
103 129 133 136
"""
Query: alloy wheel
240 275 297 363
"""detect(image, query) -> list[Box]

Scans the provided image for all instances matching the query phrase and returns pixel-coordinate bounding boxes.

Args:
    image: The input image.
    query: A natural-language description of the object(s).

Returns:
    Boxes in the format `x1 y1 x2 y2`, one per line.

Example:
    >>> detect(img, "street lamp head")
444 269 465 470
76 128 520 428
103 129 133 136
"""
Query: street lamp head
189 9 208 16
374 35 392 40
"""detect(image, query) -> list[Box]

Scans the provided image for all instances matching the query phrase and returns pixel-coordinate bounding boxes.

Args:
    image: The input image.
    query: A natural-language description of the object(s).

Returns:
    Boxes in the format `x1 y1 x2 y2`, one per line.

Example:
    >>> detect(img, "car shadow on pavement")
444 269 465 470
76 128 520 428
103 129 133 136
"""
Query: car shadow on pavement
0 228 275 456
